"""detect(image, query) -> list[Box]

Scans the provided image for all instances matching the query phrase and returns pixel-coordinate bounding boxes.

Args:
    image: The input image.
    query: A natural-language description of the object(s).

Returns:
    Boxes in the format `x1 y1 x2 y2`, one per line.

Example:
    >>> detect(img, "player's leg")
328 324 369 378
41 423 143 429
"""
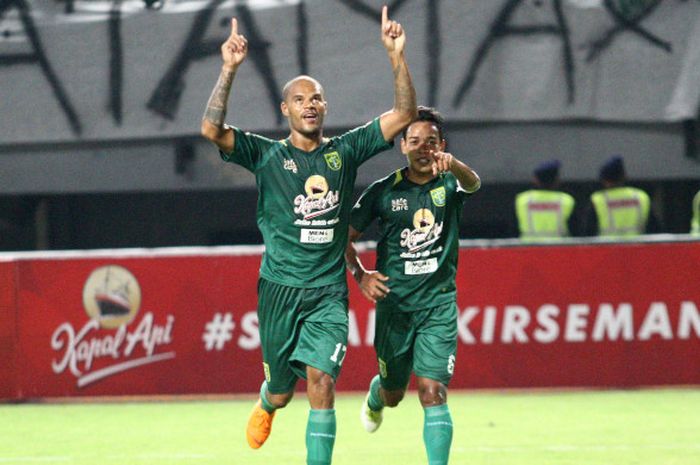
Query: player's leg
291 282 348 465
247 278 301 449
361 303 414 432
413 302 458 465
306 366 337 465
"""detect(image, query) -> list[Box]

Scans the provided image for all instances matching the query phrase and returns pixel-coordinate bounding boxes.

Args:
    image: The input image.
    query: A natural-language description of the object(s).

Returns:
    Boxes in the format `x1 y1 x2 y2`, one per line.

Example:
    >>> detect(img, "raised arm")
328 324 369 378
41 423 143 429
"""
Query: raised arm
378 5 417 142
200 18 248 154
432 151 481 193
345 226 390 303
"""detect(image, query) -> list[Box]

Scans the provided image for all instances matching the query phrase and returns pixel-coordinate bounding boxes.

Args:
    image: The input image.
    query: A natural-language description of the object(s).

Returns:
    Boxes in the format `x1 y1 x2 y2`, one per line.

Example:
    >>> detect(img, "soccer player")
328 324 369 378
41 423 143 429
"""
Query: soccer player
200 6 416 465
345 107 480 465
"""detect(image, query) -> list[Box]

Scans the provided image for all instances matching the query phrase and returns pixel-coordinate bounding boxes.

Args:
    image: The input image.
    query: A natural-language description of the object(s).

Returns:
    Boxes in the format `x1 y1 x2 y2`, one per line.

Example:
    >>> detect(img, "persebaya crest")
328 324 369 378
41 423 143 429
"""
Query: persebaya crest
430 186 446 207
324 151 342 171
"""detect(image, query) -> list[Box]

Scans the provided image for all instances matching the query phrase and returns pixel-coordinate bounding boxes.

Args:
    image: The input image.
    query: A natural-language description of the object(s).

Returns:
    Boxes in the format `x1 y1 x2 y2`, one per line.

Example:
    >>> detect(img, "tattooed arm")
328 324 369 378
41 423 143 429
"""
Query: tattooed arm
377 5 417 142
201 18 248 154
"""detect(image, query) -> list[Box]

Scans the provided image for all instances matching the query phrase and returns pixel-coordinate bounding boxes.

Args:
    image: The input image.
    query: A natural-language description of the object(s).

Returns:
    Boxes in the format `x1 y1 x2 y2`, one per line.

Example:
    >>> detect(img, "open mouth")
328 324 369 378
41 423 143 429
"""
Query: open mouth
303 113 318 124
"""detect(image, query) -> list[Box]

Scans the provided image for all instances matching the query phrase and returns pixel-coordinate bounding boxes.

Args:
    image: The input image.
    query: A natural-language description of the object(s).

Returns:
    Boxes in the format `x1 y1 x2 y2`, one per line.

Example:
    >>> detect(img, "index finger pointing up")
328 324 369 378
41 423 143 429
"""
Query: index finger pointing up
230 18 238 36
381 5 388 27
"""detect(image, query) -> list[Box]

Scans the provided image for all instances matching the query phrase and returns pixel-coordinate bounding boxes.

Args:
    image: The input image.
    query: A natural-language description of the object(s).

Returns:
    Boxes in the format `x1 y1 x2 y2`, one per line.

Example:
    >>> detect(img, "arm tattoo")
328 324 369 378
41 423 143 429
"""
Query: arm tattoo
203 68 236 127
392 58 416 115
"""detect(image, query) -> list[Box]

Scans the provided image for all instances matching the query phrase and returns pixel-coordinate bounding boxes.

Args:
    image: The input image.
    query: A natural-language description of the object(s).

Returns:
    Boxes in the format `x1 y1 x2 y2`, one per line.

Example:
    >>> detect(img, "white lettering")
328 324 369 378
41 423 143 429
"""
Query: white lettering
534 304 560 343
638 302 673 340
678 301 700 339
481 306 497 344
238 311 259 350
565 304 589 342
592 303 633 341
348 310 361 347
458 307 479 344
365 309 376 346
51 312 173 379
501 306 530 343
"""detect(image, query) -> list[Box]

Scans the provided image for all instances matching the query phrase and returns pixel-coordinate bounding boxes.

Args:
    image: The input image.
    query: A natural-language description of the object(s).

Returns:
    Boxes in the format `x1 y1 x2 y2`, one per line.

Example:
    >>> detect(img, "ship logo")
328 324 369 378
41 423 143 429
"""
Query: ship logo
82 265 141 329
413 209 435 233
304 175 329 200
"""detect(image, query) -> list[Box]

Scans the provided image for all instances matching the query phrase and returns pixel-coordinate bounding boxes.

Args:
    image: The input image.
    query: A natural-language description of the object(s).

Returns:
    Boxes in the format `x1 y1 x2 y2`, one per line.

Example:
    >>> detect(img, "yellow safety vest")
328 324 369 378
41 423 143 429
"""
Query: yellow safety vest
590 187 650 237
692 190 700 235
515 190 575 241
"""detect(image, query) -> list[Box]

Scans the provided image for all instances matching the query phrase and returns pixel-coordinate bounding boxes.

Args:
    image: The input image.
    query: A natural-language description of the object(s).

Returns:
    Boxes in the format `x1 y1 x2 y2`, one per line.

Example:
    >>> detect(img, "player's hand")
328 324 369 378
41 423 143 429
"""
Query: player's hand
359 270 390 303
221 18 248 70
431 151 454 176
380 5 405 55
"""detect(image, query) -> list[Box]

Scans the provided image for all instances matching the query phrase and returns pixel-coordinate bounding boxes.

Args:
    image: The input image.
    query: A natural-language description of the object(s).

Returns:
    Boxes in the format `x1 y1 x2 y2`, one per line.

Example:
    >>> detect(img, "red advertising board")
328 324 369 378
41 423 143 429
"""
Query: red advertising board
1 241 699 401
0 261 18 400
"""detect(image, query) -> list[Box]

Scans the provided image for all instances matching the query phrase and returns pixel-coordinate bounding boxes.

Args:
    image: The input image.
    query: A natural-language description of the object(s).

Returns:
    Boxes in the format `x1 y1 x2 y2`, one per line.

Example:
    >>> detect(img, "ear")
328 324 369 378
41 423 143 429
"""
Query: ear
280 101 289 117
439 139 446 151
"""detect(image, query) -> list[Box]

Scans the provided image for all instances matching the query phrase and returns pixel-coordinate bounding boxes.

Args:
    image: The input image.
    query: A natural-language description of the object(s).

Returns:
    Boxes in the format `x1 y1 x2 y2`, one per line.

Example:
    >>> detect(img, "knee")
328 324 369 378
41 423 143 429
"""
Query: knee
382 389 405 408
268 391 294 409
418 381 446 407
309 372 335 396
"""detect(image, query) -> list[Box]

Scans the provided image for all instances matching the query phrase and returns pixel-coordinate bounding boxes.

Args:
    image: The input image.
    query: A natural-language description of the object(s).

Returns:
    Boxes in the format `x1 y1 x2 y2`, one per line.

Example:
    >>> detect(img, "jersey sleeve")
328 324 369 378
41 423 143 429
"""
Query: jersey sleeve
350 180 384 233
336 118 394 165
446 173 470 204
219 127 274 172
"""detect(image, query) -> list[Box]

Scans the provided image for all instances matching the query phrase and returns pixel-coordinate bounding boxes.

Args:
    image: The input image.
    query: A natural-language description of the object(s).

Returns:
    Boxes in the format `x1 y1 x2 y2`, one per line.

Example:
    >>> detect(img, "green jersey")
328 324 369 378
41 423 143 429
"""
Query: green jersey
221 118 392 288
351 168 469 311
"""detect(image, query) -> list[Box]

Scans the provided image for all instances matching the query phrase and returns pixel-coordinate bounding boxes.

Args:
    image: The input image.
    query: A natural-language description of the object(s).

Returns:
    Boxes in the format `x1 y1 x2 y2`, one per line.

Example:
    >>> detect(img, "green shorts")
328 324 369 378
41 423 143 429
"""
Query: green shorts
257 277 349 394
374 300 458 391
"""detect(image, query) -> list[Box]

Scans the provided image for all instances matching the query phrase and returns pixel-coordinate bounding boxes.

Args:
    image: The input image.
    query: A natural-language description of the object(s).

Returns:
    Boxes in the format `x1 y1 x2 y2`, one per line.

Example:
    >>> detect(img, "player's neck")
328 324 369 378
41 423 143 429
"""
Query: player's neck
289 130 324 152
406 167 435 185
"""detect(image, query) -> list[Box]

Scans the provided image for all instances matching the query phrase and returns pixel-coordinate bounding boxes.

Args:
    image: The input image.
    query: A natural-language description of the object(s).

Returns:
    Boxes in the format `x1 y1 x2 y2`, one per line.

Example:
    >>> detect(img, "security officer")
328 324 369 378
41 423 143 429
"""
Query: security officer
515 159 576 241
583 155 657 237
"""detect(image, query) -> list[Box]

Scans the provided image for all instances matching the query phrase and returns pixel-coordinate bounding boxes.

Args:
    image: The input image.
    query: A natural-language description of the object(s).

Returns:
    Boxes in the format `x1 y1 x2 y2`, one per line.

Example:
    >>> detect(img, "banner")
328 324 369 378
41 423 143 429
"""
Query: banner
2 0 700 145
1 240 699 400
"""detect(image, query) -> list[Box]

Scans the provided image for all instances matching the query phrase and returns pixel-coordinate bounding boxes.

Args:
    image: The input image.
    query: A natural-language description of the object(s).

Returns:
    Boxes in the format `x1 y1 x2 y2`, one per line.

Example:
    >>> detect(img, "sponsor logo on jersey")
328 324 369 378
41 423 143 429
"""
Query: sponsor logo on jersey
392 198 408 211
400 208 443 253
283 158 298 173
430 186 446 207
294 174 340 220
324 151 342 171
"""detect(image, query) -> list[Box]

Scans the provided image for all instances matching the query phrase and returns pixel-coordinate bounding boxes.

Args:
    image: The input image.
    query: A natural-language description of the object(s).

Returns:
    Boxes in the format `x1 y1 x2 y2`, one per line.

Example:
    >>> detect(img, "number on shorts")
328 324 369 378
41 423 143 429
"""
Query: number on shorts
447 354 455 375
330 342 347 366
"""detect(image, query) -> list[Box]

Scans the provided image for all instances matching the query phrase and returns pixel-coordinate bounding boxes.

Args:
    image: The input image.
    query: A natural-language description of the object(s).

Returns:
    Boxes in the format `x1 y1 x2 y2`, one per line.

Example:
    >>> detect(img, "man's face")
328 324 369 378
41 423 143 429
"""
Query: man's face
281 79 327 137
400 121 445 175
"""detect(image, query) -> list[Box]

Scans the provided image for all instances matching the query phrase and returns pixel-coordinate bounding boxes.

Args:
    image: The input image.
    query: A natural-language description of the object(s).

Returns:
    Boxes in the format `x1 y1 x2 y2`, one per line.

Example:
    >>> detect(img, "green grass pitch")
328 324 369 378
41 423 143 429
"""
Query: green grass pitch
1 388 699 465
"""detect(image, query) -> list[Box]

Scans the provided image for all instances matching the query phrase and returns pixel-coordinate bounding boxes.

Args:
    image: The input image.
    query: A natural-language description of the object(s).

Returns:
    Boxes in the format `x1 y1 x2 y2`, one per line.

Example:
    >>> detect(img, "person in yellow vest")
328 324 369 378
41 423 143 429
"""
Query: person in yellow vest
583 155 658 237
515 160 576 241
691 189 700 235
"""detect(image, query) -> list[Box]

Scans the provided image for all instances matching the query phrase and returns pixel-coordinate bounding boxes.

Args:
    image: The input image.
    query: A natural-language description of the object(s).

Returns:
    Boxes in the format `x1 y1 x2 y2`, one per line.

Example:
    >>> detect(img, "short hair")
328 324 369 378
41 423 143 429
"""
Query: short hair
599 155 625 182
533 159 561 187
402 106 445 141
282 75 325 101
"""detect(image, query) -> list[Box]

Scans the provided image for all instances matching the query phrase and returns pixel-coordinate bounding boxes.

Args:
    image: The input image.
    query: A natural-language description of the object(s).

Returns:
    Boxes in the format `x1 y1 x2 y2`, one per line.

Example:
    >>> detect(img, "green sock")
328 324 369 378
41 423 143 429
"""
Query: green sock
306 409 336 465
423 404 453 465
367 374 384 411
259 381 276 413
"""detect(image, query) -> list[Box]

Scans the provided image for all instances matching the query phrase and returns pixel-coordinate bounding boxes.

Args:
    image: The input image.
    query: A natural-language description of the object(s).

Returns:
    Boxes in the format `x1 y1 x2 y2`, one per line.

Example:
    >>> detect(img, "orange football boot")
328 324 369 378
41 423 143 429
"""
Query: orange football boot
246 399 276 449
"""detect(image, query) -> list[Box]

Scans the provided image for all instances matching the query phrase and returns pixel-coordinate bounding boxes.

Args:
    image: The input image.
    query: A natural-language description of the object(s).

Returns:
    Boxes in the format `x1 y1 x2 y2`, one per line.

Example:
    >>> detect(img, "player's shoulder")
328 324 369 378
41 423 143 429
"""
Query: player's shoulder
374 169 405 191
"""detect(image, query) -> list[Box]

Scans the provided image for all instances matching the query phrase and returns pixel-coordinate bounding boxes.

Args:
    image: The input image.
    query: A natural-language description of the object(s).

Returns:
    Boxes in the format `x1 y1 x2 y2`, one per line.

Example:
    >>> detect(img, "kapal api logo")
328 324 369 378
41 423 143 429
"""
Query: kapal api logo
51 265 175 388
400 208 444 253
294 174 340 220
